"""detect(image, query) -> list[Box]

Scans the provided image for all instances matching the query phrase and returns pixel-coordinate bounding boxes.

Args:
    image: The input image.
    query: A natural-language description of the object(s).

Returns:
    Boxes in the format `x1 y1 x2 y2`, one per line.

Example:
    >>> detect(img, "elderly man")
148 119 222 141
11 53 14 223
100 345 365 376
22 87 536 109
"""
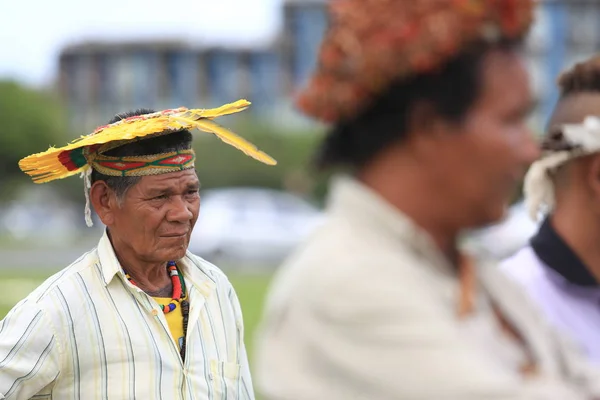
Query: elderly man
255 1 600 399
501 56 600 364
0 100 275 399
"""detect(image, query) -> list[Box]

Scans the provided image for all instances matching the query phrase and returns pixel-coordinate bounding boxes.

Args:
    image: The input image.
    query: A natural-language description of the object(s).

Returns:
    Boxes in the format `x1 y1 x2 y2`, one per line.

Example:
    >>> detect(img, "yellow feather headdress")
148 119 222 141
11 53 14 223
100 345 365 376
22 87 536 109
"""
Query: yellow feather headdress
18 99 276 184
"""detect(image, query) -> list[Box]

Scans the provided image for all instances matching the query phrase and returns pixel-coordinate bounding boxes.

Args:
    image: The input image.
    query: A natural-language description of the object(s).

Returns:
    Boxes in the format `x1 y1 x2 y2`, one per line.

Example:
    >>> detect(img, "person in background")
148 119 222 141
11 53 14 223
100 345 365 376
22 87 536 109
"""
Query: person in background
0 101 276 399
255 1 600 399
501 56 600 364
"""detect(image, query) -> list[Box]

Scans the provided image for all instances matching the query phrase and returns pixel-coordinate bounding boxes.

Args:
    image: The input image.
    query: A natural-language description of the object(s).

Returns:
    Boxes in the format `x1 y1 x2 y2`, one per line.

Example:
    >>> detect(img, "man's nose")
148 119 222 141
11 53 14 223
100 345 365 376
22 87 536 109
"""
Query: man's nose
167 196 194 223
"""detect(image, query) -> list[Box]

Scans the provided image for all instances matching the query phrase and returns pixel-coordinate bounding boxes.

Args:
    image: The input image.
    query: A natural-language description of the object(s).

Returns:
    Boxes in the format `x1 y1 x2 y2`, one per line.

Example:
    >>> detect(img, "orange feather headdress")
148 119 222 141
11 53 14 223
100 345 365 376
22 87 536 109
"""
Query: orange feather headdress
296 0 536 124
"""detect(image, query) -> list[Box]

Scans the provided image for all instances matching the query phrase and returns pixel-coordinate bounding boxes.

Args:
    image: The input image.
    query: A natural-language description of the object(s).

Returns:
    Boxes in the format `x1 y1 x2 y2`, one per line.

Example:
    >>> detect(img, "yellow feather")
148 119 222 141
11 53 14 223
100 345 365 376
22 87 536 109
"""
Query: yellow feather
17 99 271 183
183 99 251 119
169 115 277 166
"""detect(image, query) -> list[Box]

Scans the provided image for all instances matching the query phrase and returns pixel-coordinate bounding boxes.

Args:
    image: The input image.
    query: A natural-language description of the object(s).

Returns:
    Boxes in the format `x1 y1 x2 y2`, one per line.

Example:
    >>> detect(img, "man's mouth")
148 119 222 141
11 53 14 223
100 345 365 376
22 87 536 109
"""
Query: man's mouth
162 232 188 238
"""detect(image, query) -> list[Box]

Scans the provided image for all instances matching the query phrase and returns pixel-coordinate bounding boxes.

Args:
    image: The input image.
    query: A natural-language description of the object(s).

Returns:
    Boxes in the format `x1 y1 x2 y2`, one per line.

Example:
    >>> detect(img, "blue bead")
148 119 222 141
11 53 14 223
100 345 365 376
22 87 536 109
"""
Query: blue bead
167 261 176 267
169 303 176 311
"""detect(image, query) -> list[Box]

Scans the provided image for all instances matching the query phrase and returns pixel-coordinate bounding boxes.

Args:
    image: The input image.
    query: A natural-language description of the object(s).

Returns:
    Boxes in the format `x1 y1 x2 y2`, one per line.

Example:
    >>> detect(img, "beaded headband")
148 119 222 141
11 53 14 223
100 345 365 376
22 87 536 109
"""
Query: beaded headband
88 149 196 177
296 0 535 123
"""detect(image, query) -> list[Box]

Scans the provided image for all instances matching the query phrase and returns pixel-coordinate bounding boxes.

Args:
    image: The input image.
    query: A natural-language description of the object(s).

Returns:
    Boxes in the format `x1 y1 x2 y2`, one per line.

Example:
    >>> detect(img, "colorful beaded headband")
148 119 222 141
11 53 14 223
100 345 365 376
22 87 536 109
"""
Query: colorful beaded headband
88 149 196 177
296 0 535 123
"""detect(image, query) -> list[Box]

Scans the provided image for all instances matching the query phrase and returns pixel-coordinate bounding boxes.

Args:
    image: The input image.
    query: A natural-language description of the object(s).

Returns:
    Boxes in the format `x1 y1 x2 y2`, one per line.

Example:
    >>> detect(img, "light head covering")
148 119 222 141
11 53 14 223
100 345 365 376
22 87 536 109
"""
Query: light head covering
524 116 600 221
296 0 536 124
19 99 277 226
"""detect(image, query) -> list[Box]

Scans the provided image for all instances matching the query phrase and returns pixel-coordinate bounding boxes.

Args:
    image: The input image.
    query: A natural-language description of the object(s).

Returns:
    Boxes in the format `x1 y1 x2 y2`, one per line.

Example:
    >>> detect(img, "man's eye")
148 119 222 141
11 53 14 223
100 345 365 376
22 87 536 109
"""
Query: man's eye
187 189 199 195
154 194 169 200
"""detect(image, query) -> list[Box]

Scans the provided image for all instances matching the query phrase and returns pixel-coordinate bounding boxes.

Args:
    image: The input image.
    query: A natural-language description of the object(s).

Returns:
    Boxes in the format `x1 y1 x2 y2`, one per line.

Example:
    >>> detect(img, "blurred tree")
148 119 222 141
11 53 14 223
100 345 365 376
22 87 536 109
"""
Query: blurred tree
194 118 329 201
0 80 71 201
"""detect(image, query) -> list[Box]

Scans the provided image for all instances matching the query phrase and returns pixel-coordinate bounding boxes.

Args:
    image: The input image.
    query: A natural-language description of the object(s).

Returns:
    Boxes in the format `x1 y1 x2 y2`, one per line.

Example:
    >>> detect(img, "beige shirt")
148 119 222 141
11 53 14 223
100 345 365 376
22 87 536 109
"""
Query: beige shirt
255 176 600 400
0 231 254 400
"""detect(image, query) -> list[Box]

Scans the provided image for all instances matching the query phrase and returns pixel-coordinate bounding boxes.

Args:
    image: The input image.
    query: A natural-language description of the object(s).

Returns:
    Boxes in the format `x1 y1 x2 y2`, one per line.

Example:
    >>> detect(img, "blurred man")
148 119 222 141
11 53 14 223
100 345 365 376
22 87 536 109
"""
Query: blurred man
255 1 600 399
0 101 275 399
501 56 600 364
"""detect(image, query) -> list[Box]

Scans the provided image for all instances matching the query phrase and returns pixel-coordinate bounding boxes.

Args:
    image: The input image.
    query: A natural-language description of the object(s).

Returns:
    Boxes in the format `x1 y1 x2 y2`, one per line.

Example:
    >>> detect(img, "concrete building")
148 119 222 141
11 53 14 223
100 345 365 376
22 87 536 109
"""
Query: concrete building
57 0 600 132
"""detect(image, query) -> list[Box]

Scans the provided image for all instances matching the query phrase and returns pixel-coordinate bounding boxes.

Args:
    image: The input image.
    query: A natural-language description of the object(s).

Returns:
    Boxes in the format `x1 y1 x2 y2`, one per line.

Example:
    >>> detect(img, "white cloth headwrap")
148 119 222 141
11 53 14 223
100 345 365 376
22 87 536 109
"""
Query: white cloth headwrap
81 167 94 227
524 116 600 221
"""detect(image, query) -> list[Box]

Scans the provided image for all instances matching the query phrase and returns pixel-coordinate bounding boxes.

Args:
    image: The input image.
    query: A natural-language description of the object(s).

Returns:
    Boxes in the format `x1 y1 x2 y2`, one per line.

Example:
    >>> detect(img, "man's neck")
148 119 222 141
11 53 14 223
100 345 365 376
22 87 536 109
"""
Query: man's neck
552 208 600 283
108 231 172 294
358 164 460 266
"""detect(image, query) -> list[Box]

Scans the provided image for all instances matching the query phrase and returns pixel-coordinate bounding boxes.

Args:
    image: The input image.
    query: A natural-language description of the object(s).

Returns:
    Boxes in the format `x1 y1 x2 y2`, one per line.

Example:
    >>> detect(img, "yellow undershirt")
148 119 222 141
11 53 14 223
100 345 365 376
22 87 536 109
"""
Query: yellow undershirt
153 296 185 350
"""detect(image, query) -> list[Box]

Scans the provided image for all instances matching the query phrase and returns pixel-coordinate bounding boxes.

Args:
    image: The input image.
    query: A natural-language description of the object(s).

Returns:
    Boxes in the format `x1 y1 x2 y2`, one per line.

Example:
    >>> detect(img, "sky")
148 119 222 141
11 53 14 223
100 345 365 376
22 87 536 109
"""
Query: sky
0 0 282 87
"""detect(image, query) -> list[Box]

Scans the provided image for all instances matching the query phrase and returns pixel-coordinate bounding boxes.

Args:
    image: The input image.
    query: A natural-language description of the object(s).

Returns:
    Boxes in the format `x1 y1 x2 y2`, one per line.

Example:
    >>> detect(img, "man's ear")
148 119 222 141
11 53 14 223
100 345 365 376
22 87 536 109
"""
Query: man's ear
90 181 117 226
407 101 438 136
406 101 453 160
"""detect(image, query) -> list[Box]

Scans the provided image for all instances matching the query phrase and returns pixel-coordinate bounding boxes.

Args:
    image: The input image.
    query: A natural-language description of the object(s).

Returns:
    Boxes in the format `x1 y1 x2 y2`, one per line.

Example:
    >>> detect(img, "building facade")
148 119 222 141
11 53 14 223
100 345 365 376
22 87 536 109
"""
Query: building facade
57 0 600 132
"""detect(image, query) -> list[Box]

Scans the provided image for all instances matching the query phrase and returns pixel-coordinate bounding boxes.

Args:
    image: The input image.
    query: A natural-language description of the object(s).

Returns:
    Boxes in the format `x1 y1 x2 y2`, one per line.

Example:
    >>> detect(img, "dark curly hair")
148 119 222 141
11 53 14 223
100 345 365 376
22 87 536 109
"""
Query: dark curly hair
315 39 523 170
558 56 600 96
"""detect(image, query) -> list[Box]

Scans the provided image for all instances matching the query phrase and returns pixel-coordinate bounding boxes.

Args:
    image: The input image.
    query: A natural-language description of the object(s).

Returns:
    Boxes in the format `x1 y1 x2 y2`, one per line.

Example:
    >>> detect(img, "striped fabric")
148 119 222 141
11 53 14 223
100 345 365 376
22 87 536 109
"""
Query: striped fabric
0 232 254 400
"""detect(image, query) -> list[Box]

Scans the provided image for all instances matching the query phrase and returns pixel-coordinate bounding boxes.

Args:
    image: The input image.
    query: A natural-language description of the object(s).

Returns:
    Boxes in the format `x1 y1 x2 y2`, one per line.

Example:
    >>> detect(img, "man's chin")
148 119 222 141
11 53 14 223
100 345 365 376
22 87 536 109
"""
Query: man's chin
469 204 509 230
173 247 189 260
159 246 189 263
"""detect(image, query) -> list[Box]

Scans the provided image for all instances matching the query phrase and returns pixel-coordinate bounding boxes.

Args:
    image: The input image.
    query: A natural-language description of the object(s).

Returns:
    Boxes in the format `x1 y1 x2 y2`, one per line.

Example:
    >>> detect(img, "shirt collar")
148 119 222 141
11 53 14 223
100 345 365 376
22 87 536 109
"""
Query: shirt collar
327 175 454 273
530 217 598 287
97 230 123 286
96 229 214 292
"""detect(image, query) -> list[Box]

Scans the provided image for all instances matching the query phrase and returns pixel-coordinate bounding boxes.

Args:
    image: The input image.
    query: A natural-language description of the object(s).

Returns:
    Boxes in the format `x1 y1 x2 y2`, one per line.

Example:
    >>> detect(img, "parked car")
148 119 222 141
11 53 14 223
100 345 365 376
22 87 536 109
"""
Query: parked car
189 187 324 266
0 186 81 243
466 201 542 260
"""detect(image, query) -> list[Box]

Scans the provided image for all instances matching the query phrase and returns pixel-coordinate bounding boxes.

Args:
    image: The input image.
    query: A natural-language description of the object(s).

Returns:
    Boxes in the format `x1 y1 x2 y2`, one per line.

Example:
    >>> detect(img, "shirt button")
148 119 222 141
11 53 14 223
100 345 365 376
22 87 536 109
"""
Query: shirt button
151 309 159 316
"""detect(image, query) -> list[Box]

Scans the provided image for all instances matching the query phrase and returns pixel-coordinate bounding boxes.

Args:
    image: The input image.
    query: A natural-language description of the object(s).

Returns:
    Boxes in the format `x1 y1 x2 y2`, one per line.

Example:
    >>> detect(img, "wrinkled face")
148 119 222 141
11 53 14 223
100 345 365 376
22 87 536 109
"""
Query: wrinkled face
427 49 540 228
107 169 200 263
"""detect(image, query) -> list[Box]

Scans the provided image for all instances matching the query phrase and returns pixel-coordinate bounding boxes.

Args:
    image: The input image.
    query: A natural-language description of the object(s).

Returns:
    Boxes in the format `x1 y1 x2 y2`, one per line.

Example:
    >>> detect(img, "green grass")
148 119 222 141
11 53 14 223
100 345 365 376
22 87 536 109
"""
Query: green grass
228 274 272 361
0 269 272 364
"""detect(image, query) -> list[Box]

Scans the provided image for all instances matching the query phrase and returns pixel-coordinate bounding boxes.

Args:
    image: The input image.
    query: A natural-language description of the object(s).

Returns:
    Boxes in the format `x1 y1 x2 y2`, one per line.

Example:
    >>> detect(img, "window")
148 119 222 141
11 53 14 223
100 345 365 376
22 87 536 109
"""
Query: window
290 5 328 86
165 51 199 108
206 50 241 107
248 51 281 115
566 3 600 48
526 4 551 54
132 51 159 110
94 52 115 119
113 53 134 111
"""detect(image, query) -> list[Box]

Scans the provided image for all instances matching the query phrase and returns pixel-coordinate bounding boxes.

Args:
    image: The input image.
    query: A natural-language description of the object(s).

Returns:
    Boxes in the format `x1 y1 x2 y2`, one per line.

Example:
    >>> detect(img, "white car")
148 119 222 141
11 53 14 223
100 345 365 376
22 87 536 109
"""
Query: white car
0 186 81 243
189 187 324 267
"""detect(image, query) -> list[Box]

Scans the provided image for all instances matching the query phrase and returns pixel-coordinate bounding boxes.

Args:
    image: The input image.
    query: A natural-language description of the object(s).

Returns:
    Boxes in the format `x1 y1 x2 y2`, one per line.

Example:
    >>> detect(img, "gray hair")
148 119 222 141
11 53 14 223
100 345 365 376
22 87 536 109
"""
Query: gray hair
91 109 193 205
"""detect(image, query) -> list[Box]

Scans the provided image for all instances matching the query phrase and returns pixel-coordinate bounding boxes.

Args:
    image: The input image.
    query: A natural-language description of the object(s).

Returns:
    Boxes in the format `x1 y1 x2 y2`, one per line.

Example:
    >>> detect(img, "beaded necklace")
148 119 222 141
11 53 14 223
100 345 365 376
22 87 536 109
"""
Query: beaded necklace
126 261 185 313
125 261 190 361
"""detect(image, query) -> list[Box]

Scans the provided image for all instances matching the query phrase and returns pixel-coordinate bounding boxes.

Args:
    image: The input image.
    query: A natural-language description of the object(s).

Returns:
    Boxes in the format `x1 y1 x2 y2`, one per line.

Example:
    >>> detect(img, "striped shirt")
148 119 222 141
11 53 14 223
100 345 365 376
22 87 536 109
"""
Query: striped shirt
0 231 254 400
